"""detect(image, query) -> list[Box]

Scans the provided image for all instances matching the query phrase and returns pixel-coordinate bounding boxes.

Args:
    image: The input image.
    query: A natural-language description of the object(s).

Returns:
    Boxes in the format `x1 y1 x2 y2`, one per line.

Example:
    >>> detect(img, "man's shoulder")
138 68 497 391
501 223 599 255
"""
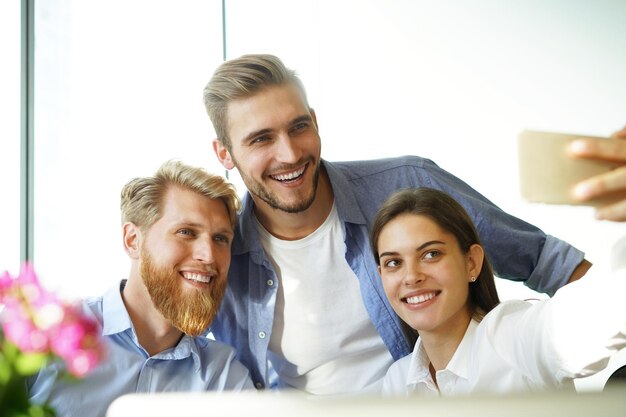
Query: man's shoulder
326 155 434 180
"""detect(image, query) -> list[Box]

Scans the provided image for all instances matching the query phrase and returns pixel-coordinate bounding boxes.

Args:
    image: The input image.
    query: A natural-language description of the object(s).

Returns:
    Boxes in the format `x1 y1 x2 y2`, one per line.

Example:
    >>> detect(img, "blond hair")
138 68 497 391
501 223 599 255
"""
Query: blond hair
121 160 241 230
203 54 309 150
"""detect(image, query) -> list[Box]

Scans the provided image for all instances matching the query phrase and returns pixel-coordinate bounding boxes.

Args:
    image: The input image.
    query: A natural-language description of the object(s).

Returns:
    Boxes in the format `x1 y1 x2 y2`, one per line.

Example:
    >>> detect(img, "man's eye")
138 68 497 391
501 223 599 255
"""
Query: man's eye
177 229 195 236
290 122 308 134
214 235 230 244
251 135 270 144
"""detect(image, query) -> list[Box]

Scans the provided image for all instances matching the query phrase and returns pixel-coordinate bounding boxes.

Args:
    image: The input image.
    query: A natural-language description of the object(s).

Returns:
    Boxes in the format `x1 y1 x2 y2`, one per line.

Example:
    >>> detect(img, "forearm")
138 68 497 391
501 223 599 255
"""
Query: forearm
567 259 592 284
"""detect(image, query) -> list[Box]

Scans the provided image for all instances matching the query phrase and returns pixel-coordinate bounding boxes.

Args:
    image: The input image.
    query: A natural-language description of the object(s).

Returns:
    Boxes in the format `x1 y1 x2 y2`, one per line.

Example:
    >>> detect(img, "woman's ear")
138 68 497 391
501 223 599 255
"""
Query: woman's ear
467 244 484 281
123 222 142 259
213 139 235 170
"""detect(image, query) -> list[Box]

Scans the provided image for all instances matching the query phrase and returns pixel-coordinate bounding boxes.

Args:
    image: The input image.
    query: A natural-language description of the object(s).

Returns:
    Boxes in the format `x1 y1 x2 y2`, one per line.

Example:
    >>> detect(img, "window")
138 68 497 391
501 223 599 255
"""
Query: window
0 1 21 276
33 0 224 297
26 0 626 304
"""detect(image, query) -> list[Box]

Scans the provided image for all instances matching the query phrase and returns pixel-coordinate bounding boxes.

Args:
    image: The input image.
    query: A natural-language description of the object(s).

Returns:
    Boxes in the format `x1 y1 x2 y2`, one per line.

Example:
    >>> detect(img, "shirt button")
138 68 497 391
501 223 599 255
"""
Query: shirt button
259 331 266 339
266 279 274 287
255 382 264 389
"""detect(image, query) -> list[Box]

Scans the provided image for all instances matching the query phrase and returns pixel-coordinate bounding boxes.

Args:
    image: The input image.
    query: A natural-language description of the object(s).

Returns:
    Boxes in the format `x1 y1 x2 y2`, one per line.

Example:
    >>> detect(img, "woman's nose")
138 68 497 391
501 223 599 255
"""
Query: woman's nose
403 262 425 285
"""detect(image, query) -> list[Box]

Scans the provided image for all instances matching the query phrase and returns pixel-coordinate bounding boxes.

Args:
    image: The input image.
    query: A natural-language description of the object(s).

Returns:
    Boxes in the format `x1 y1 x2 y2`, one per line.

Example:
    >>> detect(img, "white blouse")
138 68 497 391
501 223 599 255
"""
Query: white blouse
382 267 626 396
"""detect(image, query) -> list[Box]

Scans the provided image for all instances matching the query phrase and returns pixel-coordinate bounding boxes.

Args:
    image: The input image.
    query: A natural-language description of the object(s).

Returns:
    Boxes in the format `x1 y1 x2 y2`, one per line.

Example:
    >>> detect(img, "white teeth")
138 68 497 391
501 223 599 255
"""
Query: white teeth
272 167 305 181
182 272 212 283
406 292 435 304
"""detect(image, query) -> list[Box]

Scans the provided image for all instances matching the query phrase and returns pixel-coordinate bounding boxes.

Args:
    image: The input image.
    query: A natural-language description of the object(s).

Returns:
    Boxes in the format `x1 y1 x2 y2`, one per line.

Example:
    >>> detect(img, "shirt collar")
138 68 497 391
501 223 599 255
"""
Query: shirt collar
231 159 366 256
101 280 202 371
153 334 202 373
322 159 367 225
444 319 477 381
101 280 134 336
406 319 478 386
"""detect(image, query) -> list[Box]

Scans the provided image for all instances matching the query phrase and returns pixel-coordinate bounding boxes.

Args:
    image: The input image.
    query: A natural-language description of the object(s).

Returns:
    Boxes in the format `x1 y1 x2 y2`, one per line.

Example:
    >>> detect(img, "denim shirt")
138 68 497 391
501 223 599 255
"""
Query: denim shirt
211 156 585 390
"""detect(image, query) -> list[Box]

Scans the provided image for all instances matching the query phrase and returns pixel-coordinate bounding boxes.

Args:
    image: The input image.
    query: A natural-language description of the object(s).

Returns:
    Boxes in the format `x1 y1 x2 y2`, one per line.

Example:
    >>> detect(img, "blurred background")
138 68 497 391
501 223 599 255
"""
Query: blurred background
1 0 625 390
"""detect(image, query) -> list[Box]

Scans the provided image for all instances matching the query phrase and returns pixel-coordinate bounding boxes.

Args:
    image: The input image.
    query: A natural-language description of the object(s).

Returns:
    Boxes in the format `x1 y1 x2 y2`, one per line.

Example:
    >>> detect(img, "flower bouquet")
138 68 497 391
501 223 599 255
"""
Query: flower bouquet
0 263 105 417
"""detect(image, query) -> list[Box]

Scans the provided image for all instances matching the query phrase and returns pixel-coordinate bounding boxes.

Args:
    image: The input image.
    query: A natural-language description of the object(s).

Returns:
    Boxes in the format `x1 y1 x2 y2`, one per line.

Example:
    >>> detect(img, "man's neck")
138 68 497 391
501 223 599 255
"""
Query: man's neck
121 275 183 356
253 169 334 241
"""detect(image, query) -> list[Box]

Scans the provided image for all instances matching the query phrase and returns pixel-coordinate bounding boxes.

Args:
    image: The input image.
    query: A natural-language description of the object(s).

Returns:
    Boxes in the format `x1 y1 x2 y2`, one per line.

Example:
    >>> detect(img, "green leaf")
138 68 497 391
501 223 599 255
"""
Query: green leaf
14 352 48 376
28 403 57 417
0 354 12 383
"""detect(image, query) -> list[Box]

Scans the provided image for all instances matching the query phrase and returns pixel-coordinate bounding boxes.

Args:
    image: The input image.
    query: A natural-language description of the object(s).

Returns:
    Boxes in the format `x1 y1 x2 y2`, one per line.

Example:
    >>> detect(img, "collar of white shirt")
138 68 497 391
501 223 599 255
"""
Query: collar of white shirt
406 319 479 393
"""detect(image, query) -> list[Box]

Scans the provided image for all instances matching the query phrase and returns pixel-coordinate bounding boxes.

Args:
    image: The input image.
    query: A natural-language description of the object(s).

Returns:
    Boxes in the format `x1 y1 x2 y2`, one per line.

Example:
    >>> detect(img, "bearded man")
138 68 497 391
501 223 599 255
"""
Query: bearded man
28 160 253 417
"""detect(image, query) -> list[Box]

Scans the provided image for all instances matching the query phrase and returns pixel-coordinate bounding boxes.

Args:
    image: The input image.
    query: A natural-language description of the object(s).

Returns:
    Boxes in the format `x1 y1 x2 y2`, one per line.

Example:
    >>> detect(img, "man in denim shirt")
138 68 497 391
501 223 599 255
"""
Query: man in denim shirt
203 54 590 395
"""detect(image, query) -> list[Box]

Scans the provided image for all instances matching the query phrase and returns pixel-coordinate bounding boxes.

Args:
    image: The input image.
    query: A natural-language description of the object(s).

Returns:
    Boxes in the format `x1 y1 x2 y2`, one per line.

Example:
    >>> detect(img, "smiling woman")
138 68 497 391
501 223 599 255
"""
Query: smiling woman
371 188 626 397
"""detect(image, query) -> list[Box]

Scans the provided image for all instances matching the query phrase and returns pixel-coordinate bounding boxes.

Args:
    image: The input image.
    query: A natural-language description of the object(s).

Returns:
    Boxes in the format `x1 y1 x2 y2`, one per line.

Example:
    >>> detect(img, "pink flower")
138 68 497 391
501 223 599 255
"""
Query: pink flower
0 270 14 293
65 348 103 377
2 315 49 352
1 262 105 377
49 308 105 376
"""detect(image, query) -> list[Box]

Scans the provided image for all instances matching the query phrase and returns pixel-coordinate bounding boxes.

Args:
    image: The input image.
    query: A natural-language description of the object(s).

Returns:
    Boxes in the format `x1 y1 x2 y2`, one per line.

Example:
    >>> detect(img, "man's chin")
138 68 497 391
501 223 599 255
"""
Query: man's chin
171 314 214 337
259 190 316 214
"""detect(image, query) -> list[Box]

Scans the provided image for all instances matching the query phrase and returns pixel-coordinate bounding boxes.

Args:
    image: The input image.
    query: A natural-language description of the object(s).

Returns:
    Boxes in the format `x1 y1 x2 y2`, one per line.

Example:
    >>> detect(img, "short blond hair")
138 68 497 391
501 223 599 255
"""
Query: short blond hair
121 160 241 230
203 54 309 150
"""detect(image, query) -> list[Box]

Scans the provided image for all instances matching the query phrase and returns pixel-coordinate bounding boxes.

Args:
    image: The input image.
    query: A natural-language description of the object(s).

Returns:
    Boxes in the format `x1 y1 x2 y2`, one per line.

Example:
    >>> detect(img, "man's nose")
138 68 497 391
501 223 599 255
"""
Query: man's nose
274 133 301 163
194 238 215 263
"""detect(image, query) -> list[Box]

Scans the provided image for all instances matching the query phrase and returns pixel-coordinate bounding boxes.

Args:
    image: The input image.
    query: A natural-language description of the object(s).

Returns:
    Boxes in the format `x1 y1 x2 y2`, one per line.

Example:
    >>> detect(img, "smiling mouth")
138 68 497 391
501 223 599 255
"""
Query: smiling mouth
269 165 306 183
403 291 440 305
181 272 214 284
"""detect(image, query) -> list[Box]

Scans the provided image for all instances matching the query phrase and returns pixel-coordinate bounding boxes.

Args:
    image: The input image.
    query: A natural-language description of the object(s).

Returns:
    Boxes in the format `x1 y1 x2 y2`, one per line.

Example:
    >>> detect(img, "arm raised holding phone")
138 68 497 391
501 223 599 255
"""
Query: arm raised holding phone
569 125 626 221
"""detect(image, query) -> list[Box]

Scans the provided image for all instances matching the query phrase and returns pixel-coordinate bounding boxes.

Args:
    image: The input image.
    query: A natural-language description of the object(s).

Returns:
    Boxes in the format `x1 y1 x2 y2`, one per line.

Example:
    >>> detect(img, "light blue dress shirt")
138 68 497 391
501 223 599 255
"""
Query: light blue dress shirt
211 156 585 391
28 280 254 417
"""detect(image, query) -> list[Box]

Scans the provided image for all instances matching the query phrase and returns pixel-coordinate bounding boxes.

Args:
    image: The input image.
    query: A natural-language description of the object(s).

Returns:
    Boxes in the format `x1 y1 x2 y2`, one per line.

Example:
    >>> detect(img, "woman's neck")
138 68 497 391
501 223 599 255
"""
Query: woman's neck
420 309 473 373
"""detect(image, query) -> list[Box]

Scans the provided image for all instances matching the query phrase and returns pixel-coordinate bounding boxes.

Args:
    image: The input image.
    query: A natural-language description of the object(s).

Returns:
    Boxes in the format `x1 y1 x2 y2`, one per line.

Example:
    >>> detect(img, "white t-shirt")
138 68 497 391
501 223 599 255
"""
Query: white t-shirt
257 204 393 395
382 267 626 396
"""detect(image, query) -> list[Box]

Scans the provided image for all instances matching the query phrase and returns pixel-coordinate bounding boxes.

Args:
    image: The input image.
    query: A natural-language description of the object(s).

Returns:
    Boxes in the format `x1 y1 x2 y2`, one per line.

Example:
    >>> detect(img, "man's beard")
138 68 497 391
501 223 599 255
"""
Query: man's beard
236 158 321 214
140 250 227 336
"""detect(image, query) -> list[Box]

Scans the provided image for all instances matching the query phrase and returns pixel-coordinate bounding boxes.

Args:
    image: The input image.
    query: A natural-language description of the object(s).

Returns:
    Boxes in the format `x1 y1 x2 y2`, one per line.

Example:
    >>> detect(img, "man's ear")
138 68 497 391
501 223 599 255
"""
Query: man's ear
123 222 142 260
311 108 319 133
213 139 235 170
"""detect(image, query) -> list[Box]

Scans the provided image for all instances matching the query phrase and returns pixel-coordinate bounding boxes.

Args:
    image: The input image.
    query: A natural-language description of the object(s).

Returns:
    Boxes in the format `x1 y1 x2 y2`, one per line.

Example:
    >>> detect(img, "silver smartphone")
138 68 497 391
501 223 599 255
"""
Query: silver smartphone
518 130 624 206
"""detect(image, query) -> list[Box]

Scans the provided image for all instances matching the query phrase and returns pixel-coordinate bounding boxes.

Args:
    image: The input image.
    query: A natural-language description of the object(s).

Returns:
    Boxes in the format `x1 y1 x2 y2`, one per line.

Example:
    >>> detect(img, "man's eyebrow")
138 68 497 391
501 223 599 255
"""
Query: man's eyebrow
290 114 313 126
242 114 313 144
174 221 234 235
243 128 273 144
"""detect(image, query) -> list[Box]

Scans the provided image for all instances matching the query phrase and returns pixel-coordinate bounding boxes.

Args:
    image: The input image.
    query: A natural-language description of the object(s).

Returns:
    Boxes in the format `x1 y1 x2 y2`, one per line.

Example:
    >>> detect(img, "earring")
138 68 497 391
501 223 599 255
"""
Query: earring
470 276 477 282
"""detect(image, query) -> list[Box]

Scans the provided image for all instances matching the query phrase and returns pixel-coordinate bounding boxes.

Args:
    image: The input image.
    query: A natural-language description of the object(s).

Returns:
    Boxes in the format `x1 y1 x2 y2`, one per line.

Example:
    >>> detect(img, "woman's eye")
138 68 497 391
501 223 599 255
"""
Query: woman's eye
384 259 400 268
177 229 195 236
423 250 440 260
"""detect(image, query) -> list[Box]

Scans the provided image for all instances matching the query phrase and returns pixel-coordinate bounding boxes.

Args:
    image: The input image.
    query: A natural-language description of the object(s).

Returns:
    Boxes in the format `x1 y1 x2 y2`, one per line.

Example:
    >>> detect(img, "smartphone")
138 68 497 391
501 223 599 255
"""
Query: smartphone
518 130 624 206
